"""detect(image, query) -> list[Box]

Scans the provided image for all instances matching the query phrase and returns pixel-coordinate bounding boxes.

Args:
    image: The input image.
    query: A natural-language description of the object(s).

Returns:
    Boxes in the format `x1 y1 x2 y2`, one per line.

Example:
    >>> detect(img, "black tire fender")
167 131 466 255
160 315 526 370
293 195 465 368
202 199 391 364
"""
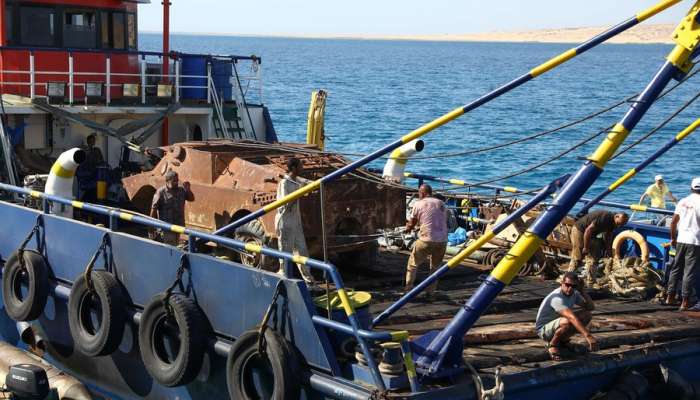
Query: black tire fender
138 293 207 387
2 250 50 321
226 329 302 400
68 270 127 356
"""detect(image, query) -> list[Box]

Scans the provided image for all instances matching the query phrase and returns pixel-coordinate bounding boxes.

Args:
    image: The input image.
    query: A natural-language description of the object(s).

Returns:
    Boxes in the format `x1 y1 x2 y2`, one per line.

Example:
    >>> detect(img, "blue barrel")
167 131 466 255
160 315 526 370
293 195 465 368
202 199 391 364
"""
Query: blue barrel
211 59 233 101
180 55 208 100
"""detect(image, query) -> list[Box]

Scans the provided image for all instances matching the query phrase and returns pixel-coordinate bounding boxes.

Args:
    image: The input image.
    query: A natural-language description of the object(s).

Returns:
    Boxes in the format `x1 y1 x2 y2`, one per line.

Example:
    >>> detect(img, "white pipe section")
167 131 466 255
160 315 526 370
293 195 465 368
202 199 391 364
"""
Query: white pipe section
45 148 85 218
382 139 424 183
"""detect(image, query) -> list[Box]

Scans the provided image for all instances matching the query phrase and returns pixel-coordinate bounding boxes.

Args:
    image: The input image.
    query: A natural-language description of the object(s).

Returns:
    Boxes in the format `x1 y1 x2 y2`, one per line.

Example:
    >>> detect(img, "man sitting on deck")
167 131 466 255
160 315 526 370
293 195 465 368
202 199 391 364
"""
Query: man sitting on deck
536 272 597 361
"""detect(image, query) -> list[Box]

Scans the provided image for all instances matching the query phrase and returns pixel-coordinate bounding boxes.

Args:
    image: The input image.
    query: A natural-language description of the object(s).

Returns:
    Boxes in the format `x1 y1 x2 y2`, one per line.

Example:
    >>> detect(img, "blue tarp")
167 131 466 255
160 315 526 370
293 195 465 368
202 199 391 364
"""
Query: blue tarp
448 227 468 246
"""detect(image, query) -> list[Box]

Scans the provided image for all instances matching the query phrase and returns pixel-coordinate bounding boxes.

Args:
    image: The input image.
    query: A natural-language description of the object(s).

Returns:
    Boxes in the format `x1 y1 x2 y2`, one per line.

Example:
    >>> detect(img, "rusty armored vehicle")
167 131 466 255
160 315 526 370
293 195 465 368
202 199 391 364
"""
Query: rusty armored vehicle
122 140 406 268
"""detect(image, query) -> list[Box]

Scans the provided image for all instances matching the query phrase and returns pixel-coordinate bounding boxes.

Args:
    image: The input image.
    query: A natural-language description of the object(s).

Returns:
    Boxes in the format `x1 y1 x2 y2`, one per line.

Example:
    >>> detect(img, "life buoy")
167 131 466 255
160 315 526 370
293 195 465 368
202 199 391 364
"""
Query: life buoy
138 293 208 387
227 329 302 400
612 230 649 262
2 250 50 321
68 270 127 356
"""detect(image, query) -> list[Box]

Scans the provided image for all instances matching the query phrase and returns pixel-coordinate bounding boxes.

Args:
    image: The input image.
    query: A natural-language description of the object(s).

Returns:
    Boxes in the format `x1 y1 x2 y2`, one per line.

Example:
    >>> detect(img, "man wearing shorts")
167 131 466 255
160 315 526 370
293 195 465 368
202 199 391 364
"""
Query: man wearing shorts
535 272 597 360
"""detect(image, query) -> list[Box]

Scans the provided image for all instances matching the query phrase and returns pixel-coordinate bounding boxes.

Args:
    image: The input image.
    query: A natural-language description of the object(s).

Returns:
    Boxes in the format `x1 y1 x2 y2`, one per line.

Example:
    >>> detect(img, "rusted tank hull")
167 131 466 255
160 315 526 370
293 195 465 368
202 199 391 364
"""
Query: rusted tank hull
122 141 406 263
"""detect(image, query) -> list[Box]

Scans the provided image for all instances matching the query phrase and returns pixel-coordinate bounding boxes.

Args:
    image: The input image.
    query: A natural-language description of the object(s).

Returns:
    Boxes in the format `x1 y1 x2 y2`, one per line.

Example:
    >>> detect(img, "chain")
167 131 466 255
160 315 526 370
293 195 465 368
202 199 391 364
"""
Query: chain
83 234 111 292
163 254 189 317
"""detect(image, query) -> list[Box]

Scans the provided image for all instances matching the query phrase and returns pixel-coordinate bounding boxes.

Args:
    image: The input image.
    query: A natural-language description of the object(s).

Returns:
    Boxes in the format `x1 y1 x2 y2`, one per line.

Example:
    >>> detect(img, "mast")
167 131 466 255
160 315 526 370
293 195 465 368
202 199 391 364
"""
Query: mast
161 0 171 144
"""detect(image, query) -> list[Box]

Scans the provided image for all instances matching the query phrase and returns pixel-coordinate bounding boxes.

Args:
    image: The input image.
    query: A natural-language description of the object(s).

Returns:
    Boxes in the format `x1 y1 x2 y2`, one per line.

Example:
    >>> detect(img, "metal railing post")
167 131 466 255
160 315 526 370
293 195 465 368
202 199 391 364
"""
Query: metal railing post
29 52 35 100
174 58 180 103
206 62 212 104
105 56 111 105
68 53 74 104
140 56 146 104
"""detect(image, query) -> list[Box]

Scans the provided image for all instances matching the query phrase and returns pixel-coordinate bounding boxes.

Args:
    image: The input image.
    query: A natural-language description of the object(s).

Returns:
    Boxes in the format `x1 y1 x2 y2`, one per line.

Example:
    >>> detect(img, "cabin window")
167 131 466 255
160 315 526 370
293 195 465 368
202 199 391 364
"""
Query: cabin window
100 12 110 48
112 12 125 50
19 6 55 47
64 10 97 48
4 5 13 45
127 13 137 50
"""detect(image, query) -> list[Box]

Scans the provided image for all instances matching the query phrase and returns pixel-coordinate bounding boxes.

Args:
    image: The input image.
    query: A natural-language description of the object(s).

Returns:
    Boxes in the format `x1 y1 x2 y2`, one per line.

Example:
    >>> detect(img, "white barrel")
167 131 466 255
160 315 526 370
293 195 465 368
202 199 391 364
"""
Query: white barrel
382 139 424 183
45 148 85 217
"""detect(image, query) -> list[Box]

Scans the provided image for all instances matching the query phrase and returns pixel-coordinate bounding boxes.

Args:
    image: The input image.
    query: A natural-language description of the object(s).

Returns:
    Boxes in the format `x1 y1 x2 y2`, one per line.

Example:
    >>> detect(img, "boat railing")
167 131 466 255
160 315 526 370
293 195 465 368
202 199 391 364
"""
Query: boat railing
0 182 418 392
0 46 263 107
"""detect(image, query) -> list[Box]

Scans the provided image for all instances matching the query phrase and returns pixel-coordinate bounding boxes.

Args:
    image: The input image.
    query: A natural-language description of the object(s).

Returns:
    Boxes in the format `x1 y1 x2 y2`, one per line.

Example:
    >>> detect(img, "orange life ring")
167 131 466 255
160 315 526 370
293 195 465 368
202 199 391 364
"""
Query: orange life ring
612 230 649 262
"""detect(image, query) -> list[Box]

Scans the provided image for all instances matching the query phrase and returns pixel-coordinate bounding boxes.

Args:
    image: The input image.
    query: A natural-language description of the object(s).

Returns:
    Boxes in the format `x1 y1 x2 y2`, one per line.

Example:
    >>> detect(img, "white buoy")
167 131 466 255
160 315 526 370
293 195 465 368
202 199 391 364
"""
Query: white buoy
45 148 86 217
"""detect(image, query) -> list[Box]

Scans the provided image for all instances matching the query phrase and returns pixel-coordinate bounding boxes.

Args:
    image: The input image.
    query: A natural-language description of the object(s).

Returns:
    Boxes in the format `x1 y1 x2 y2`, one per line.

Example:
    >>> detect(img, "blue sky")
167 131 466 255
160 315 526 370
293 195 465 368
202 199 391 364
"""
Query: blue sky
138 1 688 35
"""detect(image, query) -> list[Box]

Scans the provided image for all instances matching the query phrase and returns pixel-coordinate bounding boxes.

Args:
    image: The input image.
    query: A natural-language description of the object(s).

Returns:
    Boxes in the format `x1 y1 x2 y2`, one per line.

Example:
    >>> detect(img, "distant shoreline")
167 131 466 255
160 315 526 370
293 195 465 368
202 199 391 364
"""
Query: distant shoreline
143 23 676 45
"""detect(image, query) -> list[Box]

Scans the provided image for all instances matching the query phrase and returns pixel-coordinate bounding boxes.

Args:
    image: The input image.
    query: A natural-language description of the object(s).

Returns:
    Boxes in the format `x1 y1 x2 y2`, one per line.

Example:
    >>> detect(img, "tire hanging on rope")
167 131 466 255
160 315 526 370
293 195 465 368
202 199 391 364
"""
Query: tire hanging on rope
3 218 50 322
226 329 301 400
2 250 50 322
68 235 127 357
138 256 209 387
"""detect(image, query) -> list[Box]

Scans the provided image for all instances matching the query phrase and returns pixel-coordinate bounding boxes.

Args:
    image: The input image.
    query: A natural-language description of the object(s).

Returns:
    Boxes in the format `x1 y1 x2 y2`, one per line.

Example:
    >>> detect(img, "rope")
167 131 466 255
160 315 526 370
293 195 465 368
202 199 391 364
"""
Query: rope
17 215 44 269
463 123 613 187
455 75 700 188
82 233 111 292
464 359 505 400
257 280 284 355
162 254 189 316
611 89 700 160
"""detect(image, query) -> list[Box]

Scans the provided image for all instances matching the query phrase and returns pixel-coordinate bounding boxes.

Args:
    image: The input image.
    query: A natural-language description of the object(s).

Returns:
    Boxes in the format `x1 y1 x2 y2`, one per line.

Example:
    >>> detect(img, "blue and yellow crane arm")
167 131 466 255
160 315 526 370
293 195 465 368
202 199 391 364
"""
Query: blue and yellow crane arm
413 1 700 376
211 0 681 237
578 117 700 216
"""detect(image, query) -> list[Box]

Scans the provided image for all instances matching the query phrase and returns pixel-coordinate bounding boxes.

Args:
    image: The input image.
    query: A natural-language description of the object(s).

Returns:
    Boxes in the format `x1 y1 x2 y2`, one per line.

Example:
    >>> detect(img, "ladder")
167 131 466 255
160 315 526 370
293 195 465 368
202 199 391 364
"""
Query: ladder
0 116 18 187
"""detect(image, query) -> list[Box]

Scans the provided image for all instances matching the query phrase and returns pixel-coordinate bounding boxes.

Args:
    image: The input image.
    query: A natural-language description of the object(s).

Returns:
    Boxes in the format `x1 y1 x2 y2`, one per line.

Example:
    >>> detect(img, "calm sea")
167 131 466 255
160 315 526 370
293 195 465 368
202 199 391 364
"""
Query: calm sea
141 34 700 207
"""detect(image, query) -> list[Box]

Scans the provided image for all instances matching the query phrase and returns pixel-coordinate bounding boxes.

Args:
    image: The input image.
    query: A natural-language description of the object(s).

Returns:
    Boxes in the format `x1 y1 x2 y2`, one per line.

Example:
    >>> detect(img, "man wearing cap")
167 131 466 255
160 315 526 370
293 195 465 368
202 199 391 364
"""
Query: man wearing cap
150 171 194 246
640 175 677 210
667 177 700 311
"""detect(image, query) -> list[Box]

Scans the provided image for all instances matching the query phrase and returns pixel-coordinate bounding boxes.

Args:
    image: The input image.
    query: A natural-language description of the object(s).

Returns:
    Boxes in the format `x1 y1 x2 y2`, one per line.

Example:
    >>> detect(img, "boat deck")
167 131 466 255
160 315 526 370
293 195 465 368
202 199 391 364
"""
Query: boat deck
344 250 700 374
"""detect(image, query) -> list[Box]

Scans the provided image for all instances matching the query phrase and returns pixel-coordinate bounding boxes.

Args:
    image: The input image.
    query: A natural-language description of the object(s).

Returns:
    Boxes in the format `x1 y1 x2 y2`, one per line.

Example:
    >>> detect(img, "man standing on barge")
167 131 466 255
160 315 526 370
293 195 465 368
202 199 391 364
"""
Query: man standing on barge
536 272 597 361
404 184 448 296
275 157 316 285
150 170 193 246
667 178 700 311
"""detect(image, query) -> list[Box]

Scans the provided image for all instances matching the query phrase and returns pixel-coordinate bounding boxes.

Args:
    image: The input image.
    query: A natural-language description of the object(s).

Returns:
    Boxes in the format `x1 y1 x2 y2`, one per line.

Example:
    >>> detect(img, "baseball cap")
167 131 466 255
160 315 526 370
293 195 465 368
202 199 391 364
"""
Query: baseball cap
692 177 700 190
655 175 664 182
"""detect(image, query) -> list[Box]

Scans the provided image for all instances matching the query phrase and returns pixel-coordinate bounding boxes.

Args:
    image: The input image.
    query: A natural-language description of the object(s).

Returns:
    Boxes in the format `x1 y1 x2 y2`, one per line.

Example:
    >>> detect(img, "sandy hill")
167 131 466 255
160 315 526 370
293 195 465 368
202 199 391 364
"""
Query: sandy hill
313 24 677 44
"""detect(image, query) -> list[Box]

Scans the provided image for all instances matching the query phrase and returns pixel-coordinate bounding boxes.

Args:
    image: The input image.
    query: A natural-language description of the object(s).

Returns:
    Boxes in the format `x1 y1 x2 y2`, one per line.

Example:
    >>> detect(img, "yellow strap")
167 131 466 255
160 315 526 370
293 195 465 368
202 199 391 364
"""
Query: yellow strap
530 48 577 78
119 212 134 221
50 163 74 179
608 169 637 191
631 204 647 212
336 288 356 317
400 107 465 144
170 225 186 234
637 0 682 22
676 118 700 141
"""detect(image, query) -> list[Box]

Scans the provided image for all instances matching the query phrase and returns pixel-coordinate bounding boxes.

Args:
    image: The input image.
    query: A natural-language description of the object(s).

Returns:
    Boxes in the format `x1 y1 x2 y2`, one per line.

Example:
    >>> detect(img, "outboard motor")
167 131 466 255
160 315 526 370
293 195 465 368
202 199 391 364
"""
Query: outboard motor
4 364 52 400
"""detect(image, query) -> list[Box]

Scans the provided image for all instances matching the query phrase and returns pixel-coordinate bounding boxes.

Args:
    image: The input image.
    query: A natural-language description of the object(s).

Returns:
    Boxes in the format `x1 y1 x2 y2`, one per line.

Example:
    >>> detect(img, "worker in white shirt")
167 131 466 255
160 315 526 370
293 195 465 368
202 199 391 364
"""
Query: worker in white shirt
668 177 700 311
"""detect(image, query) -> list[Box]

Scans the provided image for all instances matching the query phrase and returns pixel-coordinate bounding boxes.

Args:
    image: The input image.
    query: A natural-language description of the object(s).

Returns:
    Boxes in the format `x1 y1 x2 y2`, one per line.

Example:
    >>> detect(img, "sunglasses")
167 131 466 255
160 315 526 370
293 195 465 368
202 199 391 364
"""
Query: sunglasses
562 282 575 288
